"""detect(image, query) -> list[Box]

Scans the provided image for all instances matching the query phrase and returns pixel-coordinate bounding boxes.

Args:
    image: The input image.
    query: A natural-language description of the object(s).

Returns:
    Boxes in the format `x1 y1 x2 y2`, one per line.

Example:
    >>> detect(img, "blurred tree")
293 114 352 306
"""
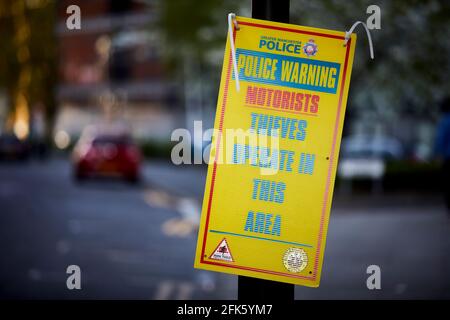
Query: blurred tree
290 0 450 119
0 0 57 142
156 0 249 131
157 0 244 71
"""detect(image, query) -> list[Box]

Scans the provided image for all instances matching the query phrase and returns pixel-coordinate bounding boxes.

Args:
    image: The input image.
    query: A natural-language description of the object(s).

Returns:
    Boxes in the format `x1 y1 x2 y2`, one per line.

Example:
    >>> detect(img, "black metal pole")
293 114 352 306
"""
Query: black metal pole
238 0 294 301
251 0 290 23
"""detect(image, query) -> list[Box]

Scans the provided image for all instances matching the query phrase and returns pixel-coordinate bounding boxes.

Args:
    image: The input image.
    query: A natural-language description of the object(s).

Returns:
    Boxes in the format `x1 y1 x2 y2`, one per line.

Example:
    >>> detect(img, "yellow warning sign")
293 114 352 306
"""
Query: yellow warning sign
194 16 356 287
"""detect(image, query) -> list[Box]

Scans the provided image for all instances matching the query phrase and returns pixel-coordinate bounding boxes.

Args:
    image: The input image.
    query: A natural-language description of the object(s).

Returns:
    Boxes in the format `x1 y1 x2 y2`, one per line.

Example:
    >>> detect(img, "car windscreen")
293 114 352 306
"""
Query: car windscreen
92 136 131 146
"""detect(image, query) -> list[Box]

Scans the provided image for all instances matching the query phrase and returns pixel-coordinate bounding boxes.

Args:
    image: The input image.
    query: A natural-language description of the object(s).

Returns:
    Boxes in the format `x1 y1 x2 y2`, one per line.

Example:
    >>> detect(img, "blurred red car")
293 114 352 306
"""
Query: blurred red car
72 131 141 182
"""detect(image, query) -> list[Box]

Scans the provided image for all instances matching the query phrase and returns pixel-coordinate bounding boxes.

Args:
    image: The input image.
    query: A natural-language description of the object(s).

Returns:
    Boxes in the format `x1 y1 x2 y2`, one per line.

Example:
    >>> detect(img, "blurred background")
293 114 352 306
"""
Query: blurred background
0 0 449 299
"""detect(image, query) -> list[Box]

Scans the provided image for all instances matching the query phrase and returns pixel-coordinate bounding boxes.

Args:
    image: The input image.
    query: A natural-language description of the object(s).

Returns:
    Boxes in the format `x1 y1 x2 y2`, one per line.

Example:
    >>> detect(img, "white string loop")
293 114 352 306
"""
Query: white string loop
344 21 374 59
228 13 240 92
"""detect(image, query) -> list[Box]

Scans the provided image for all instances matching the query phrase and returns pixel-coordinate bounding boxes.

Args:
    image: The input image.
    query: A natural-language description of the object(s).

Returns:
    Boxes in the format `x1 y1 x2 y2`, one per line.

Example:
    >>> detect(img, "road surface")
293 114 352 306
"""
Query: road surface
0 158 448 299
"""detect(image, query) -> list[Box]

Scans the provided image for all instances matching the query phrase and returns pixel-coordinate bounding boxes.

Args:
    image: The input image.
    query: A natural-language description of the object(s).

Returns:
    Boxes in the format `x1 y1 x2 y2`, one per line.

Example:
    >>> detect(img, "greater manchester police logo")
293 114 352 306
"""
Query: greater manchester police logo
283 248 308 273
303 39 318 57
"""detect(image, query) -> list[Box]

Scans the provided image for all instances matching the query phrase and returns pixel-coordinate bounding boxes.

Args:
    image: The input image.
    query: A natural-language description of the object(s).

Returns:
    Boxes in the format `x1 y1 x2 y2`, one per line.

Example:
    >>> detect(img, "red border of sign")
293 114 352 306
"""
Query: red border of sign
199 20 352 282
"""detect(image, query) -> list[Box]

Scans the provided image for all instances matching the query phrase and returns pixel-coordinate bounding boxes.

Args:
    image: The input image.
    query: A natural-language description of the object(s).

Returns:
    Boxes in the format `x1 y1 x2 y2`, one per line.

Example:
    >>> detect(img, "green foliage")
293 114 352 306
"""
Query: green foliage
291 0 450 119
156 0 245 72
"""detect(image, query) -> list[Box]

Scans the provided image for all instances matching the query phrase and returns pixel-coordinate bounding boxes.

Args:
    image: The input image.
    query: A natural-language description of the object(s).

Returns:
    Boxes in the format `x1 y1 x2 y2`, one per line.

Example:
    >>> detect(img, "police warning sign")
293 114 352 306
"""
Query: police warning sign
194 16 356 287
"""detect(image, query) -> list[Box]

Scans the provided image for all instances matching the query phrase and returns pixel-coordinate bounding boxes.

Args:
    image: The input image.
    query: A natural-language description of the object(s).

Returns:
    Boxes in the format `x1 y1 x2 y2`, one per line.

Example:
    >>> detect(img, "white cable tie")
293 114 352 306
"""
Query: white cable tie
344 21 374 60
228 13 240 92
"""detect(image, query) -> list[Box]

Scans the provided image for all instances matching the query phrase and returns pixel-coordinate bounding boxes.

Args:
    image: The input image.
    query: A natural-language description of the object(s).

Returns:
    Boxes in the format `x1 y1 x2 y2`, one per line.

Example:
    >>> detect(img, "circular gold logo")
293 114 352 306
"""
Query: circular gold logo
283 248 308 273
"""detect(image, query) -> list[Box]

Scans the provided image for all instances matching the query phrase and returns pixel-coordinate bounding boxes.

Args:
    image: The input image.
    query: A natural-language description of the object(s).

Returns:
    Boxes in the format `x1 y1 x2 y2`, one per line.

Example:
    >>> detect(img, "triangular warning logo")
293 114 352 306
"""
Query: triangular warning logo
209 238 234 262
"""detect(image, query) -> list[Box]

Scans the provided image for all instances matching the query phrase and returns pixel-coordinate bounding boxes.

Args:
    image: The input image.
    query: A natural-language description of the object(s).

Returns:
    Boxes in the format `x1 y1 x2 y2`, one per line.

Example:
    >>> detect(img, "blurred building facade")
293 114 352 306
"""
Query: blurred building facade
55 0 182 144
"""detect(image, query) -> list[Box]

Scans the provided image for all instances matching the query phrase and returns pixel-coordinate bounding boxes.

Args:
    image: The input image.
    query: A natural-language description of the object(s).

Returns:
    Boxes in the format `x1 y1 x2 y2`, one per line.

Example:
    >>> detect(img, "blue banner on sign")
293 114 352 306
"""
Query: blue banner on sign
235 49 341 94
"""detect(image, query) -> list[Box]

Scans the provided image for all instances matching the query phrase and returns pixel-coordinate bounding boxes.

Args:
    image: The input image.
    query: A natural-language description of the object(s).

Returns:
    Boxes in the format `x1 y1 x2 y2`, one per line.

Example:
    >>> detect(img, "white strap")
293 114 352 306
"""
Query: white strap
344 21 374 59
228 13 240 92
